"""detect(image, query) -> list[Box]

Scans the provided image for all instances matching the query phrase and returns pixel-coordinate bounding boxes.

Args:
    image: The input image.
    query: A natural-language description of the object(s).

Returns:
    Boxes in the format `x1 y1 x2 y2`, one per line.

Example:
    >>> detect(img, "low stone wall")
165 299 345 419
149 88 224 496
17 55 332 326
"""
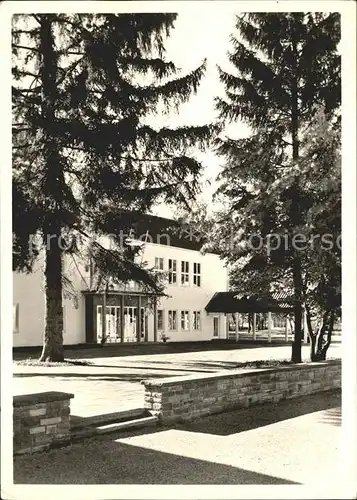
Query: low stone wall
142 360 341 424
13 391 74 455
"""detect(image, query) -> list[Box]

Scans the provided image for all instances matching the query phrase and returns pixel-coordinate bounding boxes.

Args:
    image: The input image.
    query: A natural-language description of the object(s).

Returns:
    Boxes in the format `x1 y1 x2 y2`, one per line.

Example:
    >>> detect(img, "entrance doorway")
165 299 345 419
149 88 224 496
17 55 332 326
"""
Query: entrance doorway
123 306 146 343
96 305 147 343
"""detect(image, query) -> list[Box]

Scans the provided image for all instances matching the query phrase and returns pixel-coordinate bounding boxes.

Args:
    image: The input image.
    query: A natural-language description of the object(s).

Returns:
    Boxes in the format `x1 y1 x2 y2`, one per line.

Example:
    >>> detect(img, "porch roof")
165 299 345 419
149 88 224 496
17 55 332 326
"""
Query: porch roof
81 289 164 297
205 291 294 314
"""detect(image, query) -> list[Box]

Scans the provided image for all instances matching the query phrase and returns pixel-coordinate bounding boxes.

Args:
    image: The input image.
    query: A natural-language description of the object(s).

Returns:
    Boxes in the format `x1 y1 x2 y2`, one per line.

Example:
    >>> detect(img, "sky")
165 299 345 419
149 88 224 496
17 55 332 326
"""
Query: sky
147 10 251 217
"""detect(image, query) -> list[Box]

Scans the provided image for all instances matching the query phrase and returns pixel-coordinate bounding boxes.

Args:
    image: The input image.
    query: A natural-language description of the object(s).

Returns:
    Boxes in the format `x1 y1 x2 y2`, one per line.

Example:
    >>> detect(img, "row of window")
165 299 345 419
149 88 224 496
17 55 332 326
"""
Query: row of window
157 309 202 332
155 258 201 287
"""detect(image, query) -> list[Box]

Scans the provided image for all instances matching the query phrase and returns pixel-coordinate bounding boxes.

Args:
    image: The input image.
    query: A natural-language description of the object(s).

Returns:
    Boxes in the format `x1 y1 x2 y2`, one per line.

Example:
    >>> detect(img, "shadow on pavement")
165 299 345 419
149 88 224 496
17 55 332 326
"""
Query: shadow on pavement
318 405 341 427
13 436 299 484
176 390 342 436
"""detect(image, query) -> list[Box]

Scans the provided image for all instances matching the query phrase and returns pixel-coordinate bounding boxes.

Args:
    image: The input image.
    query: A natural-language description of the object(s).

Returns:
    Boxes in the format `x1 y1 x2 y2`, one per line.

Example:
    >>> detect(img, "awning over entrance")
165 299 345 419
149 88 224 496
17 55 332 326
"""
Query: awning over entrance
205 291 294 314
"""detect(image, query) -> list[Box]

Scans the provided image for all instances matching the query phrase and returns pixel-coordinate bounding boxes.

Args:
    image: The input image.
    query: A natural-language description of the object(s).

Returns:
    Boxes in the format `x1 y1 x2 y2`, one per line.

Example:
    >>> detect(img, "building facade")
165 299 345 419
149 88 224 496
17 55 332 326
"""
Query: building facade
13 220 229 347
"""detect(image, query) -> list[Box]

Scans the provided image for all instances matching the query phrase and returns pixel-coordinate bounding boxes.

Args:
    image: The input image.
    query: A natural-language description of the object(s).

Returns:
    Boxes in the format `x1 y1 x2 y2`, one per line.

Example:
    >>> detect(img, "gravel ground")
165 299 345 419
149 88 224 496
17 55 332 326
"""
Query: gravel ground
14 390 342 486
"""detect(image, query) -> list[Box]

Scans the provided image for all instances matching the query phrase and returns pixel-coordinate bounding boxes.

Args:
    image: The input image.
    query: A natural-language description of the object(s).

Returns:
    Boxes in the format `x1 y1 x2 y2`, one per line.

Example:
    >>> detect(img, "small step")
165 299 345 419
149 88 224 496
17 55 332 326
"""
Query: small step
71 408 150 430
96 415 158 434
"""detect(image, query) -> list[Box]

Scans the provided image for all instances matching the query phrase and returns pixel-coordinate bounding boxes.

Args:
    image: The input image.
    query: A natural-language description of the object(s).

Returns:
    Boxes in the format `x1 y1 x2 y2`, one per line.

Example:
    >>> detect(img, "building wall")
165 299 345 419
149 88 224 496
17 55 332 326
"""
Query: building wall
13 252 89 347
13 241 228 347
142 242 228 342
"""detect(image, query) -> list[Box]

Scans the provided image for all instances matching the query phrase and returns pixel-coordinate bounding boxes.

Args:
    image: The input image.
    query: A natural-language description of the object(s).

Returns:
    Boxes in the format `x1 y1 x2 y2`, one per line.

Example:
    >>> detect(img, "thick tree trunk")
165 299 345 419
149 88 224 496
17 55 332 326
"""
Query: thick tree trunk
38 16 64 362
40 228 64 362
290 31 303 364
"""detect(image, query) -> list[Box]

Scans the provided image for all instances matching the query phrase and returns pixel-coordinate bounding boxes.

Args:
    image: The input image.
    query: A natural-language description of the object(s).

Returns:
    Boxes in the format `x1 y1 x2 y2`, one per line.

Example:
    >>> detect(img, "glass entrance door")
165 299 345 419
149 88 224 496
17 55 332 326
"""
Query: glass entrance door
97 305 121 343
124 306 136 342
96 305 147 343
124 307 147 342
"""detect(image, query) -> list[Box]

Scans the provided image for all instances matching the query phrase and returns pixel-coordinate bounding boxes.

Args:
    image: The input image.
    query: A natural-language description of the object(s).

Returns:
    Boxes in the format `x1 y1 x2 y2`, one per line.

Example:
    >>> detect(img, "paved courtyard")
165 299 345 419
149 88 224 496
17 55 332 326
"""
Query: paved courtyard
13 343 341 419
13 390 343 488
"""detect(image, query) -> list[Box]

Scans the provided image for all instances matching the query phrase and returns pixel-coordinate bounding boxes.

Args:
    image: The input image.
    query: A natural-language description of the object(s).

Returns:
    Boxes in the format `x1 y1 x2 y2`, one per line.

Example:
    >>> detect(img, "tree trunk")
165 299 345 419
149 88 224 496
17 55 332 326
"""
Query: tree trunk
290 30 303 364
318 310 335 360
40 228 64 362
305 304 316 361
38 16 64 362
313 310 335 361
307 307 335 362
291 258 303 363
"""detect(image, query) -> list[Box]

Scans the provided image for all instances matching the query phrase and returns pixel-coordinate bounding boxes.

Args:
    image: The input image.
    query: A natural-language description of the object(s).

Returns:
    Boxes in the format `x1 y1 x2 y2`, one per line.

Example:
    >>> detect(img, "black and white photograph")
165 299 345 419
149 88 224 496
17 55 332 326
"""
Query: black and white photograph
1 0 356 498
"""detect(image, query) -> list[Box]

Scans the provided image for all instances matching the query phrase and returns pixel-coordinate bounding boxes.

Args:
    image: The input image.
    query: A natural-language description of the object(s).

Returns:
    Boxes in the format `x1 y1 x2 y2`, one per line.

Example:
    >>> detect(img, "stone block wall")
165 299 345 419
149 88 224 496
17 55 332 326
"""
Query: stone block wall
13 391 74 454
142 360 341 424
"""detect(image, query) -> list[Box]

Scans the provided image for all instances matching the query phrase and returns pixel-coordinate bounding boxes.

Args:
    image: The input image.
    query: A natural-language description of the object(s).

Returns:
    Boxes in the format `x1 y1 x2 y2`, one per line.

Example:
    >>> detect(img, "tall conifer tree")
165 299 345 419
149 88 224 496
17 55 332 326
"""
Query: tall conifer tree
12 14 216 361
215 13 340 362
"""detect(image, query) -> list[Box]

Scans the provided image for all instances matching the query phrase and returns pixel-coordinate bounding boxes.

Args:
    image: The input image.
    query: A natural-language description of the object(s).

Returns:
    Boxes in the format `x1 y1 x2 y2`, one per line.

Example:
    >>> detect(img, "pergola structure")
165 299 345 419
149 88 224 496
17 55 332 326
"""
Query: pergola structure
205 291 301 343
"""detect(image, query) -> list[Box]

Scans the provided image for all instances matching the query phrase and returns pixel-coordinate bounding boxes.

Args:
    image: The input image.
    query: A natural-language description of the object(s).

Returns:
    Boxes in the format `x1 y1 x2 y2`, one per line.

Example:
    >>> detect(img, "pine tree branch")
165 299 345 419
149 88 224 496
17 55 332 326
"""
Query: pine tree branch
13 86 42 93
32 15 42 25
67 51 86 56
13 29 38 35
12 144 32 150
14 70 40 79
56 59 83 87
13 44 40 53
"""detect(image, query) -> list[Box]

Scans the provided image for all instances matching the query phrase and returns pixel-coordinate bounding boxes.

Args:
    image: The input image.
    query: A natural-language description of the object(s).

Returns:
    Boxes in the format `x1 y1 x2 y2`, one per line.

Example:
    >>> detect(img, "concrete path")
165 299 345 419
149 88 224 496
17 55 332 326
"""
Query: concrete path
13 344 341 418
13 391 342 486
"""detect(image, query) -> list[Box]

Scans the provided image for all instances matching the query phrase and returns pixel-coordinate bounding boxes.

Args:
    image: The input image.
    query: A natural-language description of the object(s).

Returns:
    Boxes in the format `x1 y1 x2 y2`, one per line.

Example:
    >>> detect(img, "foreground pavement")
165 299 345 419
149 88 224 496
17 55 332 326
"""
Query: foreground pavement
14 391 342 486
13 343 341 418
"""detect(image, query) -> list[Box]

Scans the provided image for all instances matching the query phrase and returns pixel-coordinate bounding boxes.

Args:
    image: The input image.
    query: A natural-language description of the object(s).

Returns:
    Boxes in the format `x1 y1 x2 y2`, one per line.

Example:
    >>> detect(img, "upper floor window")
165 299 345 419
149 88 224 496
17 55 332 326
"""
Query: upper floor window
154 257 164 273
193 262 201 287
193 311 201 330
181 311 190 331
181 261 190 286
168 259 177 284
168 310 177 331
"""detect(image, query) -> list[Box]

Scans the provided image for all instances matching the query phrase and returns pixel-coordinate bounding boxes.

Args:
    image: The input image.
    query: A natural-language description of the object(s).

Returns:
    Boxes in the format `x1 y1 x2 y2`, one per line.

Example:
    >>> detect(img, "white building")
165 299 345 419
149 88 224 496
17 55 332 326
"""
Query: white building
13 215 229 347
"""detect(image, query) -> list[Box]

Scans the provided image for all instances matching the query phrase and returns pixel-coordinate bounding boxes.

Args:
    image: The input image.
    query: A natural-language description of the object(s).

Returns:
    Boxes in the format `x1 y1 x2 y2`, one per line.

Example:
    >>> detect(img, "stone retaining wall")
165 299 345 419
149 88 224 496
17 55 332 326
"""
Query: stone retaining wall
13 391 74 454
142 360 341 424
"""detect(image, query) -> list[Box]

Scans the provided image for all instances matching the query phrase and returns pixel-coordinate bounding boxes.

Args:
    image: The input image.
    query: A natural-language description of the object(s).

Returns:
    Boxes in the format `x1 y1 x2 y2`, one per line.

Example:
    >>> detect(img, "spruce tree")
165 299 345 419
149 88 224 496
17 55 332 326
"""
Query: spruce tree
12 14 216 361
215 13 340 362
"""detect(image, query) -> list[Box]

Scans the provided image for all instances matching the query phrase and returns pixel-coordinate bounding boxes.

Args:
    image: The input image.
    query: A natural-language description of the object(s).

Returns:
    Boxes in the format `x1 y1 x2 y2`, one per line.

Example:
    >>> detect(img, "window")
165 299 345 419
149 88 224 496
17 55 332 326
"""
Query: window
157 309 164 331
168 310 177 331
193 311 201 330
181 261 190 286
213 316 219 337
154 257 164 272
168 259 177 284
193 262 201 287
181 311 190 331
13 303 19 332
